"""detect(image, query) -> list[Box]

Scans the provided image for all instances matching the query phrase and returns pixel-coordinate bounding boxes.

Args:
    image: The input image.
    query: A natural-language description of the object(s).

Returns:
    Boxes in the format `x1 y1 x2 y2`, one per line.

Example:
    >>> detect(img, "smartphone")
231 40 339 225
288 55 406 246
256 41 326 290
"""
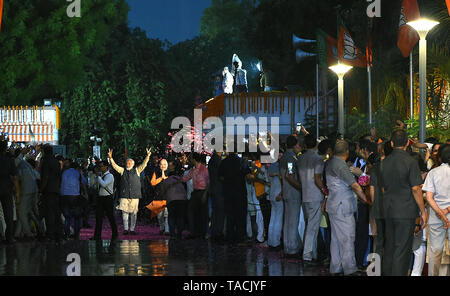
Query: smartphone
296 123 302 133
184 165 188 169
288 162 294 175
238 154 242 158
425 143 433 151
206 156 211 164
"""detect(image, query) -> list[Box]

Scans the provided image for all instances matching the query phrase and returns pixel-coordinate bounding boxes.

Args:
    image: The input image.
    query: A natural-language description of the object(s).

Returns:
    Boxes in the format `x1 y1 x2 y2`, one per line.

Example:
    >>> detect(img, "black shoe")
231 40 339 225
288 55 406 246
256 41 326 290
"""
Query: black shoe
268 245 282 252
20 236 35 242
283 253 301 260
185 234 197 240
130 231 137 235
346 271 366 276
321 257 331 265
357 264 368 272
303 259 321 267
5 239 16 245
123 230 129 235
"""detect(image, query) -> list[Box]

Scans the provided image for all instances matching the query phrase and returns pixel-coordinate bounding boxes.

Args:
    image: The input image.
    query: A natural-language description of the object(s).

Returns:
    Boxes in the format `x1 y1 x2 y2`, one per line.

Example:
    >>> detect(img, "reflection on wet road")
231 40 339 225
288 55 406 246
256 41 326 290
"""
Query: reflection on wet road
0 239 327 276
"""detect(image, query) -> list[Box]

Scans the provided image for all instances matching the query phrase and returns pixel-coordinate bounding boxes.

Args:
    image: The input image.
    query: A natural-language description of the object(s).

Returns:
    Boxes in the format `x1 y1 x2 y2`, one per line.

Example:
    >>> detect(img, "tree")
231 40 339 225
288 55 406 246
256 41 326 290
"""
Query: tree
0 0 128 105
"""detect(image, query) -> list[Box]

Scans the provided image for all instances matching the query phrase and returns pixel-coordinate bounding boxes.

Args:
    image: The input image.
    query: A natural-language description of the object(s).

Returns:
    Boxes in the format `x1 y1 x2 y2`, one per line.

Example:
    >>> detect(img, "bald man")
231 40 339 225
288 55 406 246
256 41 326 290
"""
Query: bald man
325 140 371 276
108 148 151 235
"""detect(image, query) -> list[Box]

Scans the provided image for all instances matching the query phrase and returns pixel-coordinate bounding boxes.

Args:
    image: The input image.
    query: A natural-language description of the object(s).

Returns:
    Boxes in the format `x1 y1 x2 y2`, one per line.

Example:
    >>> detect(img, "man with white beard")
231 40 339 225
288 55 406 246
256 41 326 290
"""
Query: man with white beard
108 148 151 235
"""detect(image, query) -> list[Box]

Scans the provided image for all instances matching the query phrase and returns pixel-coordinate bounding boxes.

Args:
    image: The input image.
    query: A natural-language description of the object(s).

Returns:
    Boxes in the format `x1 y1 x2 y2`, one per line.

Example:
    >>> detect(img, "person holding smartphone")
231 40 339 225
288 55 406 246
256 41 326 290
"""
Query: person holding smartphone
279 136 303 258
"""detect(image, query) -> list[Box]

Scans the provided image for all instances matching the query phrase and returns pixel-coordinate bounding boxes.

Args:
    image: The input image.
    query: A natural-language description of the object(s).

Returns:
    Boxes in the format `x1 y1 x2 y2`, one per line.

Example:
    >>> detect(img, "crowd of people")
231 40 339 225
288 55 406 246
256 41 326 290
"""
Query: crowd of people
1 123 450 277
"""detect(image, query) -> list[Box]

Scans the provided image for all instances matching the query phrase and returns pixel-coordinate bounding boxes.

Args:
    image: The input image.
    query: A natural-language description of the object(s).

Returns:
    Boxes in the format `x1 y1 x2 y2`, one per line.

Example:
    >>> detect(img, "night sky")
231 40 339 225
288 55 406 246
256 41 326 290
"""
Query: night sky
127 0 212 44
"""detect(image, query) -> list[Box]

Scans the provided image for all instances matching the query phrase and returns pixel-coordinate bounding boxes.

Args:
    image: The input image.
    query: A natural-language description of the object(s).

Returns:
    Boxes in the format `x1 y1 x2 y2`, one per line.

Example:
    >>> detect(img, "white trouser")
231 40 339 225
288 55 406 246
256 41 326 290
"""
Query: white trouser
246 191 264 242
411 244 426 276
268 199 283 247
303 201 322 261
122 212 137 231
0 201 5 238
298 205 306 244
158 208 169 232
15 193 41 237
428 222 450 276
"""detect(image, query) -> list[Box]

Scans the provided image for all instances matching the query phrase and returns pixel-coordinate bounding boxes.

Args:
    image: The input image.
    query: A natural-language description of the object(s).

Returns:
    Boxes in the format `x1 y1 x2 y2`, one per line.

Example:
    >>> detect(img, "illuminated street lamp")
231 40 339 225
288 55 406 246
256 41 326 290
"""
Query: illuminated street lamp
329 63 353 137
407 18 439 143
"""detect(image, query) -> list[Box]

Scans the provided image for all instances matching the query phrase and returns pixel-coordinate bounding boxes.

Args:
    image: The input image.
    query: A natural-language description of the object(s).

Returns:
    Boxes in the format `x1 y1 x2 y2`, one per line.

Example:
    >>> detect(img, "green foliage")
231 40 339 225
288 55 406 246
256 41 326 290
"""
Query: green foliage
0 0 128 106
346 104 402 141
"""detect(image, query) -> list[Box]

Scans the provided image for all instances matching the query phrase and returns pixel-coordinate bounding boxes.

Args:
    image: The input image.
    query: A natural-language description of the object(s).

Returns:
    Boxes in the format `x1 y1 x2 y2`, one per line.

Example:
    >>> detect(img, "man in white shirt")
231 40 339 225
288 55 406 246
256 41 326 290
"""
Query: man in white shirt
91 161 118 241
296 135 326 265
423 144 450 276
14 148 42 240
222 67 234 94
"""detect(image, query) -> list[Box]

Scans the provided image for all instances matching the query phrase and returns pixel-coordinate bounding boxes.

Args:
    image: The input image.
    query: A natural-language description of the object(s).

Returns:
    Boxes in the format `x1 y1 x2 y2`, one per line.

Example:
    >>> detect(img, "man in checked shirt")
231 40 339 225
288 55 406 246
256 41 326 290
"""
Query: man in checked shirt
172 153 209 239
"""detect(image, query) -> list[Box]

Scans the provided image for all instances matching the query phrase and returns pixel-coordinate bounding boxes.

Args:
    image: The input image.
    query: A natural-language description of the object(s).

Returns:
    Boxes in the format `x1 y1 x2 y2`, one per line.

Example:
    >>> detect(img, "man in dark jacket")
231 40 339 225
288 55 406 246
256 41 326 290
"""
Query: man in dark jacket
39 144 63 243
208 150 225 242
381 130 427 276
0 140 19 244
108 148 151 235
219 150 251 244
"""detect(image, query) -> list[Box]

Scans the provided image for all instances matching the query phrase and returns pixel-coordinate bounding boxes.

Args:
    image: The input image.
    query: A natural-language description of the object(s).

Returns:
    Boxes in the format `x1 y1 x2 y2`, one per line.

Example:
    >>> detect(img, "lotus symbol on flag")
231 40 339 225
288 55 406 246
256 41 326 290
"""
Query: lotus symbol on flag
343 32 358 61
399 7 407 27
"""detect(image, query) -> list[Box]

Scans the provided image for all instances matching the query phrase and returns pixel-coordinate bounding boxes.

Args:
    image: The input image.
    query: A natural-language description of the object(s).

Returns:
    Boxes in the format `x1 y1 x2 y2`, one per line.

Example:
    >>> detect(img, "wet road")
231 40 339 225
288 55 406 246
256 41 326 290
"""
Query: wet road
0 239 328 276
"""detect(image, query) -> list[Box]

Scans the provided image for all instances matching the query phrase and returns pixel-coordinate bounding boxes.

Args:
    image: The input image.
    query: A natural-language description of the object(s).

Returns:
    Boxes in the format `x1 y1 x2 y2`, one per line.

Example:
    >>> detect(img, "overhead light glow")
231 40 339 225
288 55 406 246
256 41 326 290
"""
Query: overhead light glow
407 18 439 39
329 63 353 76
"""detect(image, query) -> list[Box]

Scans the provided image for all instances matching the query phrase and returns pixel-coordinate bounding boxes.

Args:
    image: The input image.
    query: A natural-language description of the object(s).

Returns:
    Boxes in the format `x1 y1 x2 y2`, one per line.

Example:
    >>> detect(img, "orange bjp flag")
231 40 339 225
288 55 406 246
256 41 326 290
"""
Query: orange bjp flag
337 17 367 68
397 0 421 58
447 0 450 16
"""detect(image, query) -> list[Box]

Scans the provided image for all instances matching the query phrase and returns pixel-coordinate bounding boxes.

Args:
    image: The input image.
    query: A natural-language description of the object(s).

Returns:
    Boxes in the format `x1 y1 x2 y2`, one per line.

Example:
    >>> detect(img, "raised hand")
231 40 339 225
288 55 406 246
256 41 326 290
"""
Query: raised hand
146 148 152 157
108 149 113 159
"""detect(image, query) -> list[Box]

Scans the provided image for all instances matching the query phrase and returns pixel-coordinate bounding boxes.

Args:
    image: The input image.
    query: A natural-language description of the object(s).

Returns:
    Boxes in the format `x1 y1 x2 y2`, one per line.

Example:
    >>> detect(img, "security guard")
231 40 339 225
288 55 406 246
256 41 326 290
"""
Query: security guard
325 140 371 275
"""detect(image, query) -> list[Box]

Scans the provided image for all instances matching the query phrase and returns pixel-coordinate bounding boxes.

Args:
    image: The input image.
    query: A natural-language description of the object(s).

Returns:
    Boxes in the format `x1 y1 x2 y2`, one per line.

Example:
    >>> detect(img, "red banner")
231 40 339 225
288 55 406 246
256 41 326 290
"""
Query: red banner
397 0 421 57
0 0 4 32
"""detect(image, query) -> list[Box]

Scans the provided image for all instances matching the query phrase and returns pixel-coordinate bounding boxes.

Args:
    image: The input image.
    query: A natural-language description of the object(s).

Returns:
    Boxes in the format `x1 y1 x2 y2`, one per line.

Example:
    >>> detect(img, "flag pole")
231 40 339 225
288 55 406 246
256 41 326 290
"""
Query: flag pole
316 63 319 137
367 64 372 125
410 52 414 123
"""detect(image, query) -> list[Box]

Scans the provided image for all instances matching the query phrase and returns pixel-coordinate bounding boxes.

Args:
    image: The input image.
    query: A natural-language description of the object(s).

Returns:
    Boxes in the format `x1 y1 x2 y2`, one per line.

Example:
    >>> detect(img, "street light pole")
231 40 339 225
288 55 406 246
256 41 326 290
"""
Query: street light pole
407 19 439 143
329 63 353 138
418 38 427 143
337 75 345 136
